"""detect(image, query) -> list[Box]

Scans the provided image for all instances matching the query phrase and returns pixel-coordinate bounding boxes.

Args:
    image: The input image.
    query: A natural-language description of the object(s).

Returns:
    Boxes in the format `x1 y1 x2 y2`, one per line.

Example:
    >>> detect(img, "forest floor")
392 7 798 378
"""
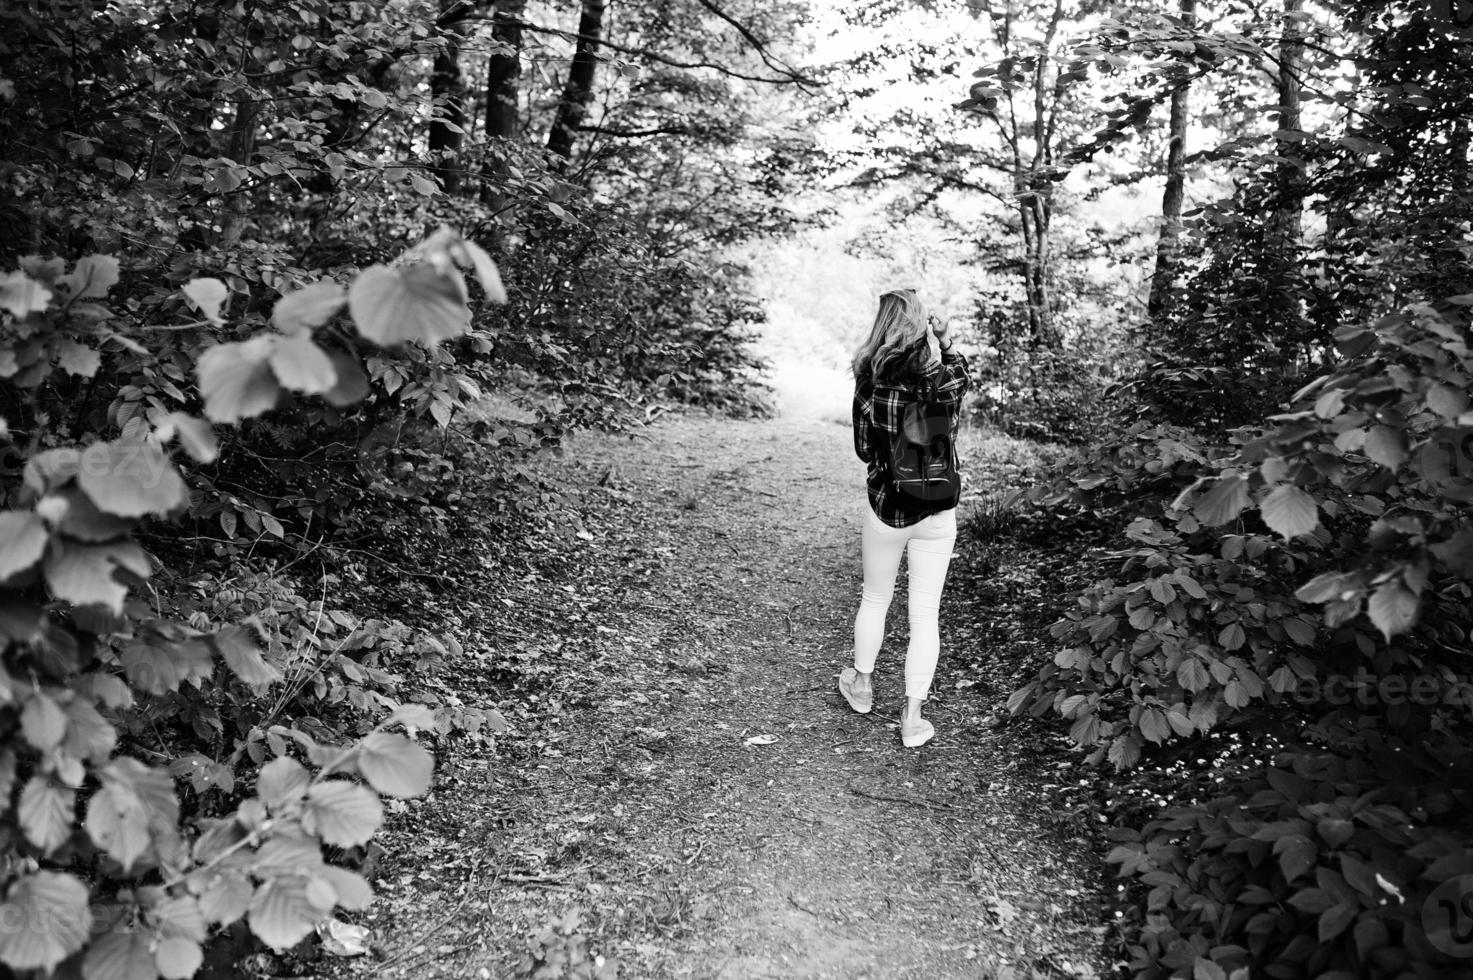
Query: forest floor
324 379 1115 980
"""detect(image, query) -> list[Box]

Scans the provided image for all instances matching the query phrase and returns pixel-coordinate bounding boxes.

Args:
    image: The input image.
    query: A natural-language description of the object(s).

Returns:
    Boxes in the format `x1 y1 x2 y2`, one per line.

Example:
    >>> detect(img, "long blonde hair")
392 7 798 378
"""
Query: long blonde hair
851 288 936 385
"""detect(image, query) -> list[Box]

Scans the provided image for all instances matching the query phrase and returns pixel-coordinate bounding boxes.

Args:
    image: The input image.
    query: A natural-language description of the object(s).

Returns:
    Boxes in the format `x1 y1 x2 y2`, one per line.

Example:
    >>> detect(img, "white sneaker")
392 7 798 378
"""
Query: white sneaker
900 717 934 748
838 668 872 714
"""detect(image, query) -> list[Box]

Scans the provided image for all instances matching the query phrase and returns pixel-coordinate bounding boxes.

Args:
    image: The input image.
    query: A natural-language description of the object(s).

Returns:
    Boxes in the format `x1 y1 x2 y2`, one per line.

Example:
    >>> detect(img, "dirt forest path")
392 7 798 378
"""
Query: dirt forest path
345 380 1109 979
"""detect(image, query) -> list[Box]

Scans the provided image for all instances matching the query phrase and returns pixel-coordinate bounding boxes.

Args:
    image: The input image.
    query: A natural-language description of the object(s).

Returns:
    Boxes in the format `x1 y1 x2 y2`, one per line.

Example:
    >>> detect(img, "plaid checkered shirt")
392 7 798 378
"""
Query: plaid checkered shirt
852 348 970 528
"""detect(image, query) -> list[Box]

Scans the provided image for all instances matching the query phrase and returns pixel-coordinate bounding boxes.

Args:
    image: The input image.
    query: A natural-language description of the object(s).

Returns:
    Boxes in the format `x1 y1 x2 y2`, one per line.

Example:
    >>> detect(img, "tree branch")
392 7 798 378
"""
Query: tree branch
577 123 691 137
693 0 818 88
513 18 815 87
435 0 492 29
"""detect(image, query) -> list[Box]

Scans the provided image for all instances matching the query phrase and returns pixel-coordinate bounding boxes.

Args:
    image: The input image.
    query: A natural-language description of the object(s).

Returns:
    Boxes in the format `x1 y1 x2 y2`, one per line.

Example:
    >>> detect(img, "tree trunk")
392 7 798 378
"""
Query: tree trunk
546 0 607 163
1017 196 1052 346
1431 114 1470 293
1269 0 1304 248
1024 194 1052 346
485 1 523 142
220 98 260 244
1020 0 1063 346
1018 204 1038 340
429 0 467 194
1148 0 1196 319
480 0 525 205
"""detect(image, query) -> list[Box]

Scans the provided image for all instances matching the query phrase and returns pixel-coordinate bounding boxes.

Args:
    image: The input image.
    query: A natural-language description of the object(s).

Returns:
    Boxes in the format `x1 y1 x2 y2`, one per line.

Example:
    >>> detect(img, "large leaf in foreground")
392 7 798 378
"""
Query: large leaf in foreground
249 875 333 951
197 336 279 423
81 928 155 980
1368 579 1419 639
155 937 204 980
256 757 310 811
77 441 187 517
43 540 150 611
272 280 345 332
460 239 508 302
0 510 48 579
0 872 91 971
1364 425 1409 470
120 638 213 694
17 777 74 853
322 349 370 406
348 263 471 346
183 277 228 324
0 270 53 318
268 330 337 394
355 731 432 798
1260 484 1319 538
215 625 282 689
304 781 384 846
85 777 152 871
69 255 119 298
1193 473 1251 526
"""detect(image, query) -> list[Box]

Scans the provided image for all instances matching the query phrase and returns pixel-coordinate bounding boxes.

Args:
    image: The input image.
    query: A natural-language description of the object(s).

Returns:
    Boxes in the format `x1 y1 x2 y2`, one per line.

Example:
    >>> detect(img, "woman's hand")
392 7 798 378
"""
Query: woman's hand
930 315 953 347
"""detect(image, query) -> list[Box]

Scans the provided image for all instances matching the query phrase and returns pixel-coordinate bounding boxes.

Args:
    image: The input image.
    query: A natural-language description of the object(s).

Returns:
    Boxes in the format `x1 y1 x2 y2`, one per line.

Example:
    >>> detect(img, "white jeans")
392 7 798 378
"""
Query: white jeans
853 506 958 700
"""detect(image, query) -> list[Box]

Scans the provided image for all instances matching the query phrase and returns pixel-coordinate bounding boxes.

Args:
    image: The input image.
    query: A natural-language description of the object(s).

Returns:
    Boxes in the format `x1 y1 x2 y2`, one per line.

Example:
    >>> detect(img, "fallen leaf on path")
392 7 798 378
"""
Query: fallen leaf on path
318 918 371 956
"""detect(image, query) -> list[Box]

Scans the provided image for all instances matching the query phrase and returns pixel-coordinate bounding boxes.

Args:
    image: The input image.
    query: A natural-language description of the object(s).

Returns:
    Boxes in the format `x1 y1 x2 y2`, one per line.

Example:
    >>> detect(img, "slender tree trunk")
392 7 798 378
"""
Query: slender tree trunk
547 0 607 163
180 9 224 163
213 2 263 247
480 0 525 205
485 1 523 142
1432 115 1470 291
1010 165 1052 349
1245 0 1308 376
1020 0 1063 347
1018 200 1048 344
1448 116 1470 214
221 98 259 244
429 0 467 194
1269 0 1305 247
1148 0 1196 319
1024 195 1052 346
1264 0 1306 367
302 57 395 258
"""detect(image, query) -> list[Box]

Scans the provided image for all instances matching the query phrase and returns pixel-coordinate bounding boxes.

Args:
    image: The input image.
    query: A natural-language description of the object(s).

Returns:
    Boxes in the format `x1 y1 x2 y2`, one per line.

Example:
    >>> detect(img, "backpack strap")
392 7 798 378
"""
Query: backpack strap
914 370 939 408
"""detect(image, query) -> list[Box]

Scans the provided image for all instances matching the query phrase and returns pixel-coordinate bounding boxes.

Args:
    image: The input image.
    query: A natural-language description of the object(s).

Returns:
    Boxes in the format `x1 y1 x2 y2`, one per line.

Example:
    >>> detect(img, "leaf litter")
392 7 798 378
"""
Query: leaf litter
327 409 1112 980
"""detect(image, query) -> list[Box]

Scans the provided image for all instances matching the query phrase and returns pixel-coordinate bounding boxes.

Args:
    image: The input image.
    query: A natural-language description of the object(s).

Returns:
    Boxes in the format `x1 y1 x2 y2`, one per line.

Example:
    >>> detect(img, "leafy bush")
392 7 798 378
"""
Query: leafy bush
971 339 1114 444
1121 181 1338 435
1012 296 1473 976
1107 737 1473 979
515 909 618 980
969 296 1123 445
0 228 500 975
482 199 772 421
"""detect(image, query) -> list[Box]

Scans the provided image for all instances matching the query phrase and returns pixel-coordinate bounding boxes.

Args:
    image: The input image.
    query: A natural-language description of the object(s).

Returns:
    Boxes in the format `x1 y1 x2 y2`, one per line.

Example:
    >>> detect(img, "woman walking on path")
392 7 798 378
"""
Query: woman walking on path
841 289 970 748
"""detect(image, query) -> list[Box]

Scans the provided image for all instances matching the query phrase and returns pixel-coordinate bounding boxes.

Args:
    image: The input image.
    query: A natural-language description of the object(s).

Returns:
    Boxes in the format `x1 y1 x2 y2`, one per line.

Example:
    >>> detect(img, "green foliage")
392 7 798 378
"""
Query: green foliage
1106 1 1473 438
1020 293 1473 748
478 188 773 422
1120 182 1338 434
1107 738 1473 978
1014 296 1473 974
970 330 1119 445
0 0 792 974
0 0 776 439
982 5 1473 971
962 221 1140 444
0 231 498 975
515 909 618 980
